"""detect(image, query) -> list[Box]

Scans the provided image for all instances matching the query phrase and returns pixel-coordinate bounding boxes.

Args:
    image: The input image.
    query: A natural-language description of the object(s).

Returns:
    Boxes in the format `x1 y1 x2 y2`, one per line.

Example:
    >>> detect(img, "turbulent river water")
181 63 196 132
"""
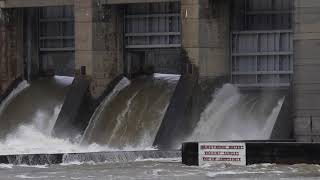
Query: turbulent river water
2 159 320 179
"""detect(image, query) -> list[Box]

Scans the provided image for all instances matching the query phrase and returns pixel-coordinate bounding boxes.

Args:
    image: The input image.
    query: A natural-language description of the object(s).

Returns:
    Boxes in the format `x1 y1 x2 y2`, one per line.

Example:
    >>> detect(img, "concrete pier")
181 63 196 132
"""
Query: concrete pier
181 0 230 78
0 8 23 96
293 0 320 142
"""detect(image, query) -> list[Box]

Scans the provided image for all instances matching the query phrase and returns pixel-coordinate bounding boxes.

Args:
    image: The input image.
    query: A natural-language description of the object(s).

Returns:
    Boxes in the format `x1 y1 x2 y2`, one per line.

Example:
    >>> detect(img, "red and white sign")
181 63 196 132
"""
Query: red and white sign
198 142 246 166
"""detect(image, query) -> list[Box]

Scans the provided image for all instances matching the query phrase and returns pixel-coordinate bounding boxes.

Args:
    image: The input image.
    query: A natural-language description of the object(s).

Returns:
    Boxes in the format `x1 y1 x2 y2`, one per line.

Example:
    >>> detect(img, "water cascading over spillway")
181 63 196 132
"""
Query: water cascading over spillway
0 77 73 137
189 84 285 142
0 76 76 154
82 74 180 149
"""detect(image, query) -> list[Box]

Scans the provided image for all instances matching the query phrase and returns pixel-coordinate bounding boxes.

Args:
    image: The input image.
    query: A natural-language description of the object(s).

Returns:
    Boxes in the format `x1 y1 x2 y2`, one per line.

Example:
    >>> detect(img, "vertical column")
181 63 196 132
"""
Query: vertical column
74 0 94 76
198 0 230 78
0 9 23 96
91 5 124 98
74 0 124 98
0 11 7 94
294 0 320 142
181 0 230 78
181 0 200 69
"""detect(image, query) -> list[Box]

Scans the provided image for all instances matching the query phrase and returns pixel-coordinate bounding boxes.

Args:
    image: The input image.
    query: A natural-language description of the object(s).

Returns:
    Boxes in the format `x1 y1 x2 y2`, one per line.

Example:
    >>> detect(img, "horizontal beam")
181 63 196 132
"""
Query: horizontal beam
125 13 180 18
126 44 181 49
39 36 74 40
232 71 293 75
39 18 74 22
235 83 291 88
232 30 293 35
0 0 73 8
40 47 75 52
0 0 180 8
125 32 180 37
232 52 293 56
104 0 179 5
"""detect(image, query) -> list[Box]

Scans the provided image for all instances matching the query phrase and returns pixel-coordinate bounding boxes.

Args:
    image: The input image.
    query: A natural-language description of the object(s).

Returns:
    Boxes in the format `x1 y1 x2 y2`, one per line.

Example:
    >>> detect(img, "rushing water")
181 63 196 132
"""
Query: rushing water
0 76 79 154
189 84 285 142
0 77 73 138
1 159 320 179
0 76 145 155
82 74 180 149
0 74 180 155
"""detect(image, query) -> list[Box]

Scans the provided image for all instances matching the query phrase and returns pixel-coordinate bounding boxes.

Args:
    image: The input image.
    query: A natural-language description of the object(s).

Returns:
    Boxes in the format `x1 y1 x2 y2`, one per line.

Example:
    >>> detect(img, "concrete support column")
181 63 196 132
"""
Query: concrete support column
293 0 320 142
74 0 94 76
74 0 124 98
0 9 23 96
181 0 230 78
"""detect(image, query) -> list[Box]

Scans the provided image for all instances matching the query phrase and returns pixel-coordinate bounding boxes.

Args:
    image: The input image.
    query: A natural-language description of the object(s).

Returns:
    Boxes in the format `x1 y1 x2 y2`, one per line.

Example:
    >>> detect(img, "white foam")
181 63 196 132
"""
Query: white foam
189 83 285 141
207 171 263 177
152 169 164 176
153 73 181 83
0 164 13 169
18 164 48 169
0 77 153 155
0 120 158 155
0 123 138 155
15 175 49 179
70 177 82 180
33 105 62 136
60 160 84 166
135 158 181 162
54 75 74 86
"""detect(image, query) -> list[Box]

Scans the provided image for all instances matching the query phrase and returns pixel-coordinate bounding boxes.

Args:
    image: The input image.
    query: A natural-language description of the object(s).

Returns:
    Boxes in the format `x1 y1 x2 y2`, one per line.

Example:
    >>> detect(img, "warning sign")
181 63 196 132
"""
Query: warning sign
198 142 246 166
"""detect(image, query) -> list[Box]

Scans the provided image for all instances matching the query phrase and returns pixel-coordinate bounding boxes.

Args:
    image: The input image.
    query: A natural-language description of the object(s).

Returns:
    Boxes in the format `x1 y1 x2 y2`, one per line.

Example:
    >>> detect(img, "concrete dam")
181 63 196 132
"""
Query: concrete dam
0 0 295 162
0 73 290 155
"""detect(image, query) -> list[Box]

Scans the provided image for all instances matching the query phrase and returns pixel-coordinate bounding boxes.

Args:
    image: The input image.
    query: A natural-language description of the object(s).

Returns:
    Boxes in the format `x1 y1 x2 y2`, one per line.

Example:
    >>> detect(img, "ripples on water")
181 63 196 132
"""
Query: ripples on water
2 160 320 179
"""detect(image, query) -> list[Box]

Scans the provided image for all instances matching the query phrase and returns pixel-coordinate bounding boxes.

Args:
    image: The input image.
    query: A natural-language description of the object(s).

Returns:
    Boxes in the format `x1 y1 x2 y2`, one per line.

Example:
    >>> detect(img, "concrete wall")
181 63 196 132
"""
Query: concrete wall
0 9 24 96
181 0 230 78
293 0 320 142
74 0 124 98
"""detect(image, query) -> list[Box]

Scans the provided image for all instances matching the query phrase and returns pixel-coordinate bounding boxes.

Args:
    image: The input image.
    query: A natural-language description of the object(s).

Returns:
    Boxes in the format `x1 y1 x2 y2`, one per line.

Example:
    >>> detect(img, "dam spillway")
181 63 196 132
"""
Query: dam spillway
0 76 73 138
0 76 75 154
82 74 180 149
0 74 288 157
188 84 286 142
